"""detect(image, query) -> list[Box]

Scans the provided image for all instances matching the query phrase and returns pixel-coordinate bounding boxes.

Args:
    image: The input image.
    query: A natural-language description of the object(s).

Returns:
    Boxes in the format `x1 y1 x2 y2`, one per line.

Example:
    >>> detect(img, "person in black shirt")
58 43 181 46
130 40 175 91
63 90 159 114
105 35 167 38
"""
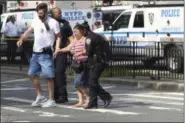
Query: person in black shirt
52 7 73 103
82 21 112 109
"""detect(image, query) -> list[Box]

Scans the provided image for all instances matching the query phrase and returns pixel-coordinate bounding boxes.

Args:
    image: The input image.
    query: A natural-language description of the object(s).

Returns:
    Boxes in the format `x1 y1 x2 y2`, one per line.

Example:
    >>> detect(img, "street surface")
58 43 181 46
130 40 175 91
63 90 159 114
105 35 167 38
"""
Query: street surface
1 73 184 122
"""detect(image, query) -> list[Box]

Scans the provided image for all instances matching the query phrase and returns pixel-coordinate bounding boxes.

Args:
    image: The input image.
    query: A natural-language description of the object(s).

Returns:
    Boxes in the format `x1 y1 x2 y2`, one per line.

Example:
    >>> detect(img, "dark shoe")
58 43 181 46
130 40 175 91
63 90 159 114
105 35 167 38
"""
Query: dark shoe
84 104 98 109
55 98 68 104
103 96 113 108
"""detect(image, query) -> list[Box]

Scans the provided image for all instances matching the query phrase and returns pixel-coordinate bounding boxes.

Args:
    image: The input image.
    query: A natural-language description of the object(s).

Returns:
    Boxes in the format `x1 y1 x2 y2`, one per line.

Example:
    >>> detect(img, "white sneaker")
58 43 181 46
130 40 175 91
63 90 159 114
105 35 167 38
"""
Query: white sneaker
42 99 56 108
31 96 47 107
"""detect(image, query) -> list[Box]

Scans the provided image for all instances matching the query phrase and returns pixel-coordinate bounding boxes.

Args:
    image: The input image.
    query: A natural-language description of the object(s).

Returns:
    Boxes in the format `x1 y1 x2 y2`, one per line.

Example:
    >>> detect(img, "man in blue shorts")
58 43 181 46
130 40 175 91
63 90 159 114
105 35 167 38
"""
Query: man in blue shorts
17 3 61 108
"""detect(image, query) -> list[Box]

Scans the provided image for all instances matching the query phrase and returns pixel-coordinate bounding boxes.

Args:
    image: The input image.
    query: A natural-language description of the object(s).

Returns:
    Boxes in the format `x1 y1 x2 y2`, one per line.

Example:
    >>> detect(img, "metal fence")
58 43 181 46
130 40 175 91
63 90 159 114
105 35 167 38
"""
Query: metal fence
0 40 184 80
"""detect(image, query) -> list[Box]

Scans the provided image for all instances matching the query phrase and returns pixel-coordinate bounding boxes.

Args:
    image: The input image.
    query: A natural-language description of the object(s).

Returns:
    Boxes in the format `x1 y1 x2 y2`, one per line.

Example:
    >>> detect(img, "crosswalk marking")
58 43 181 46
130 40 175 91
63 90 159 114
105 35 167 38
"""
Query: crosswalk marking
1 78 29 84
13 121 31 122
2 106 26 113
1 106 72 118
117 98 183 106
149 106 182 111
109 93 183 101
3 97 141 115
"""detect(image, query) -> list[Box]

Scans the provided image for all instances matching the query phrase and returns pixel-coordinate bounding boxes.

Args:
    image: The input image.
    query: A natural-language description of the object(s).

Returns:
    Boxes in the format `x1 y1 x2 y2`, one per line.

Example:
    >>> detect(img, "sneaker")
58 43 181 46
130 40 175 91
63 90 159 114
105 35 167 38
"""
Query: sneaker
31 96 47 107
42 99 56 108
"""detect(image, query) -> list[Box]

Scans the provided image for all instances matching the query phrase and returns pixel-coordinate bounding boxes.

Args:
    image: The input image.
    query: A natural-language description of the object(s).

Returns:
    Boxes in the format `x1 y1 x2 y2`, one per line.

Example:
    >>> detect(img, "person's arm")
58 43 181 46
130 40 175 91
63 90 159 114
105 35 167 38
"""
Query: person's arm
59 40 74 53
52 20 61 50
66 23 74 44
3 23 9 36
17 27 33 47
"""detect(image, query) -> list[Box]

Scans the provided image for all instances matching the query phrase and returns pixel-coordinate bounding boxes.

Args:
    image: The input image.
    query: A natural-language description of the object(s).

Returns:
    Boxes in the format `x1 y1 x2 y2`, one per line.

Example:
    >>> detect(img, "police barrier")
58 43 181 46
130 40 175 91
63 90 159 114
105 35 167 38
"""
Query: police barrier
0 39 184 80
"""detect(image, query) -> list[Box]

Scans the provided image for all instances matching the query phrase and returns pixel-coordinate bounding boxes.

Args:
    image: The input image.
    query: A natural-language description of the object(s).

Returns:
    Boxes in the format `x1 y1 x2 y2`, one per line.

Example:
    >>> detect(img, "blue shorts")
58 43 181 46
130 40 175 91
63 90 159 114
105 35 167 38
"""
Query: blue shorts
28 54 54 79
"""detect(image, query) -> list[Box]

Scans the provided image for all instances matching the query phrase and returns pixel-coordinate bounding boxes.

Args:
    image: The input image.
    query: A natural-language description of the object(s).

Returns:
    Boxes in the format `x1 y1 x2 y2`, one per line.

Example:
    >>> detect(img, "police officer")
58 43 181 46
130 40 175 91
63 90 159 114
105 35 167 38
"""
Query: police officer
82 21 112 109
51 7 73 103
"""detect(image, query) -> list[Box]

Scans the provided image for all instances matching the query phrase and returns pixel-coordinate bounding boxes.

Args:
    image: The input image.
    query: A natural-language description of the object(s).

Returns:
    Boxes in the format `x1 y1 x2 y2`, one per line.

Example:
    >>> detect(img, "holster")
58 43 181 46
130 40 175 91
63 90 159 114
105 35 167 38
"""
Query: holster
42 46 53 57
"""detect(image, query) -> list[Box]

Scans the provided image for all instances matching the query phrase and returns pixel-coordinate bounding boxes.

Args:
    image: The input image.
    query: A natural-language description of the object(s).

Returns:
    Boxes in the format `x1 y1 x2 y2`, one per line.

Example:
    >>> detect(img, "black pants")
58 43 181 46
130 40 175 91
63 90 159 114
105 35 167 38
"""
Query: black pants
6 37 19 62
54 54 68 100
88 62 111 105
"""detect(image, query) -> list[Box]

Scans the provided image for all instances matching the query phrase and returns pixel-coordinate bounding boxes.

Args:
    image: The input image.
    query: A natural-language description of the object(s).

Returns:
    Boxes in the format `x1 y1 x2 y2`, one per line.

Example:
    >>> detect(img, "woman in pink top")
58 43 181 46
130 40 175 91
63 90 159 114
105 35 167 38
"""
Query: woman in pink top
55 24 89 108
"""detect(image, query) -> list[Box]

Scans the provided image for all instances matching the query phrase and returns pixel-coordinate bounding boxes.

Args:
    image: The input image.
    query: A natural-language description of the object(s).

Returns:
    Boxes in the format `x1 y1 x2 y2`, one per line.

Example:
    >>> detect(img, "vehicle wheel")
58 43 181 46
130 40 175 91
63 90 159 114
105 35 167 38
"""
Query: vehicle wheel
142 59 156 69
166 47 183 73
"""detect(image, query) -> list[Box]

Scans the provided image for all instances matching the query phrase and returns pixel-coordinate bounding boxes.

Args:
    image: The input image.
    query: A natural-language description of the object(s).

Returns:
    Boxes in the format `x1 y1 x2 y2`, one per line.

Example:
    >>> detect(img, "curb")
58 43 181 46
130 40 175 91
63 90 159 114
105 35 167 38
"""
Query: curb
1 69 184 92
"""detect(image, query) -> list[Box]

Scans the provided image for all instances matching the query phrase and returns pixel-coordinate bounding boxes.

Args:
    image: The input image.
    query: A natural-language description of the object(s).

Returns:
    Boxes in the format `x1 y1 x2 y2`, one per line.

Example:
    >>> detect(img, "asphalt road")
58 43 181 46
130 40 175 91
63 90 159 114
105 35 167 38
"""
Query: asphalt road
1 73 184 122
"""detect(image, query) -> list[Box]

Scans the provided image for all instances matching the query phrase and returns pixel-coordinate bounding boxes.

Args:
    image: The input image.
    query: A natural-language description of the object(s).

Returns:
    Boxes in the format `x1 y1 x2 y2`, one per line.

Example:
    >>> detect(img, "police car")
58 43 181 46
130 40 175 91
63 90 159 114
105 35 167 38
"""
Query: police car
94 3 184 73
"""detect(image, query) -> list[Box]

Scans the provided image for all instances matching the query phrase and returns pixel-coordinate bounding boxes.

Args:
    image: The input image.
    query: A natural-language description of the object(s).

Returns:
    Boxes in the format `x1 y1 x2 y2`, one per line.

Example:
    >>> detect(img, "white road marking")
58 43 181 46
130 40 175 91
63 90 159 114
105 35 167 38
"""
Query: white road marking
2 106 26 112
33 111 70 118
2 105 71 118
13 121 30 122
1 87 35 91
3 97 141 115
118 98 183 106
149 106 182 111
1 78 29 84
112 93 183 101
145 92 184 96
102 86 116 89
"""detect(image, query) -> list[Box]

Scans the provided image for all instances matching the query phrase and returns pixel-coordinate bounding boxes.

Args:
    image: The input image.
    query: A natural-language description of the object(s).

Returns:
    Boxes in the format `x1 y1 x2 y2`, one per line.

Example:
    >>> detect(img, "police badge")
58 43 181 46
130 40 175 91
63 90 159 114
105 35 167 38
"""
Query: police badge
86 38 91 45
148 13 154 25
60 23 64 27
40 28 44 33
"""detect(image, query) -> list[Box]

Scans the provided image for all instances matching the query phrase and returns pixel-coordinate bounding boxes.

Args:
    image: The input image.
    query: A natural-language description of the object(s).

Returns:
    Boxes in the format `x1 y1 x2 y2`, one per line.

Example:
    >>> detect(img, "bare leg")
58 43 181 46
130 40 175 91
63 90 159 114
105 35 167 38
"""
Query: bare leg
82 88 90 107
72 88 84 107
29 76 43 96
47 79 54 100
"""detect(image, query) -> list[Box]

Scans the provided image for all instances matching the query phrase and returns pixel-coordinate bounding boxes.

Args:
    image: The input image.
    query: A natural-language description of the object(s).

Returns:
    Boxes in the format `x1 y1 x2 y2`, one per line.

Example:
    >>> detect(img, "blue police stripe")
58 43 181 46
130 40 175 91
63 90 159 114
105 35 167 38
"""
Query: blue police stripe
98 31 184 35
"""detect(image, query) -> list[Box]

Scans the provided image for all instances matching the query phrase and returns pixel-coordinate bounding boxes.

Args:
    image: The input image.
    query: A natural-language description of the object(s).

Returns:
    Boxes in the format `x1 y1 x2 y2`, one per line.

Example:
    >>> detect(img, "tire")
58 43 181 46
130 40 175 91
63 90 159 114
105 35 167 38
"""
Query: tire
166 47 184 73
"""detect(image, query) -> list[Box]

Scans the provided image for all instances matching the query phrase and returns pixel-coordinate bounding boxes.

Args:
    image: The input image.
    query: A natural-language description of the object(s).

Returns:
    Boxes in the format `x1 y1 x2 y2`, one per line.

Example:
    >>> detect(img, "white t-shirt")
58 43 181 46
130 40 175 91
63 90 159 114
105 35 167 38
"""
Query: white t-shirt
4 21 20 37
31 16 60 52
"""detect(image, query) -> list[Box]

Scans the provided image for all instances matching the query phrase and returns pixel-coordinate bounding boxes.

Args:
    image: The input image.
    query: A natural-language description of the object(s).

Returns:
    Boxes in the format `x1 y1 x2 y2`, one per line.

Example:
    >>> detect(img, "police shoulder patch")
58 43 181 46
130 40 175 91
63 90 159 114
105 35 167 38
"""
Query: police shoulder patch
86 38 91 44
60 23 64 27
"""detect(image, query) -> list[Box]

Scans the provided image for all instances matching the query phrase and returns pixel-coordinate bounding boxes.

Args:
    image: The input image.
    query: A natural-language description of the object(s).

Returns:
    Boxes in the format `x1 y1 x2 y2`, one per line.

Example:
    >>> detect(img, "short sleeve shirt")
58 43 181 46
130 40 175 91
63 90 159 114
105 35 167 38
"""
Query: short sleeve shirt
31 16 60 52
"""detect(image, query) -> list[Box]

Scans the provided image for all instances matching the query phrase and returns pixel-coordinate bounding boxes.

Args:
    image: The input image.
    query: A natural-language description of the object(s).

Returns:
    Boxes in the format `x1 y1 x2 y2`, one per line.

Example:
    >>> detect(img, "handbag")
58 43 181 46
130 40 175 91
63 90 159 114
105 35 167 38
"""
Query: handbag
71 60 84 73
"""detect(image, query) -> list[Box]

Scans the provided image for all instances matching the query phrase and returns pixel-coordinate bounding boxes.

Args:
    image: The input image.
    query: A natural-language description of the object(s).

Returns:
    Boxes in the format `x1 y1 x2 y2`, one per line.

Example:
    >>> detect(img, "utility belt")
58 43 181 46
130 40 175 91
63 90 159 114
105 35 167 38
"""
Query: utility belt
33 46 53 56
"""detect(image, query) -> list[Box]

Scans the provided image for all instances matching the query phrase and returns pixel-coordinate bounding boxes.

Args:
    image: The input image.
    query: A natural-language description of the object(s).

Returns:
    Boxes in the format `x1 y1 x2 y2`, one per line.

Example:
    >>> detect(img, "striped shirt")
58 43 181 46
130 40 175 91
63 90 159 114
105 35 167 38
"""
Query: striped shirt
71 37 88 63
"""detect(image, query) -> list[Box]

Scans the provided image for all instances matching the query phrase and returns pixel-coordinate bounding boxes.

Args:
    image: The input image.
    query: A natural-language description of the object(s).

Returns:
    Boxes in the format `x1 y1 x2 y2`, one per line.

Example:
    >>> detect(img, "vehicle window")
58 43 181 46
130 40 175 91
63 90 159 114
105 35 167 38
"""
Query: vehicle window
133 11 144 28
114 12 131 30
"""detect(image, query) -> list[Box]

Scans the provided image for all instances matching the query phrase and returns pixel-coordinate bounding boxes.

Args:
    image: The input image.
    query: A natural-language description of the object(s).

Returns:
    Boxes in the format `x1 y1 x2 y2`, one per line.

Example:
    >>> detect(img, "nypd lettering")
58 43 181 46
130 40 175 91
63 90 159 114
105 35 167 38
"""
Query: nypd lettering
161 9 180 17
63 11 86 21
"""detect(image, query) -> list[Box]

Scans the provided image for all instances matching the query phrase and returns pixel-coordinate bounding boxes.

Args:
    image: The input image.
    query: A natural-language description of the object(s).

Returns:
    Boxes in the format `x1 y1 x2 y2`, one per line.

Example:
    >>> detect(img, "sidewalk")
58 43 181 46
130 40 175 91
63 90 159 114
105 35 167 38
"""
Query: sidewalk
1 65 184 91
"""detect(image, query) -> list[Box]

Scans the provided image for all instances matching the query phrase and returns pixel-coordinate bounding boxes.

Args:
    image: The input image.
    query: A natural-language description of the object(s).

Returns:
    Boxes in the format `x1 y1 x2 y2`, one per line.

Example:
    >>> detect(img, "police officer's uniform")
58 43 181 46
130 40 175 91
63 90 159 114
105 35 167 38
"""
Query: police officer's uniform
54 19 73 103
85 31 112 109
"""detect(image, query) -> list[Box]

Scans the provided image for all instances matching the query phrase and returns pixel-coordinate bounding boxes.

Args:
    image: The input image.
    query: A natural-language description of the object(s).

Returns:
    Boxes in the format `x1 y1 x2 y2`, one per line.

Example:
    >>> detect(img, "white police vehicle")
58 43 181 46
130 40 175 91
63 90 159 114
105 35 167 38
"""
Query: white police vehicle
94 4 184 73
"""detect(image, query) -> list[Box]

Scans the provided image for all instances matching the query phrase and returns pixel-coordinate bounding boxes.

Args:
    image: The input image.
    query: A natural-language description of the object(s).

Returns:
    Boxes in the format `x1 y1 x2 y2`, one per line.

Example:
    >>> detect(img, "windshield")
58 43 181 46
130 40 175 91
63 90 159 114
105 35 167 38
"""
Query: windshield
113 12 132 30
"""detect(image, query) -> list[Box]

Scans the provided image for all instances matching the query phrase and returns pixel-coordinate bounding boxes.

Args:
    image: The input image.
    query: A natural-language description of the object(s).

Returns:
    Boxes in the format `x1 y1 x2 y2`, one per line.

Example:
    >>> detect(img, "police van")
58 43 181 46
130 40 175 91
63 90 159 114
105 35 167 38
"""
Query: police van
94 4 184 73
0 9 36 63
0 8 97 62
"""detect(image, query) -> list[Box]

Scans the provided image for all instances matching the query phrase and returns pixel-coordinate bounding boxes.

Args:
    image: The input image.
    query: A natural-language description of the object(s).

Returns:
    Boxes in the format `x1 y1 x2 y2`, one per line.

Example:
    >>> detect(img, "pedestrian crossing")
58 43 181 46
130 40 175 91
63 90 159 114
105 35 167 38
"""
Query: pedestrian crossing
2 90 183 115
1 81 184 123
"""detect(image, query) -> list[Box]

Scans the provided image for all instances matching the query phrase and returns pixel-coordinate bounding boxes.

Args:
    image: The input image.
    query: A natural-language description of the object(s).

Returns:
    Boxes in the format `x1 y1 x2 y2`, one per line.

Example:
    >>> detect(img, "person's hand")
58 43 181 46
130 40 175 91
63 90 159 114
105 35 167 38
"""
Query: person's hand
53 49 61 58
74 52 82 57
17 39 23 47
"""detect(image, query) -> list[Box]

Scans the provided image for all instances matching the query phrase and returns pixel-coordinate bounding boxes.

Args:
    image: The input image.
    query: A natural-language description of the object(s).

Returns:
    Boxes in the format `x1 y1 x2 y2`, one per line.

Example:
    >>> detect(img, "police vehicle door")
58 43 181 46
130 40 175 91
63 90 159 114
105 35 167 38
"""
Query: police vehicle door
111 11 132 55
131 10 148 56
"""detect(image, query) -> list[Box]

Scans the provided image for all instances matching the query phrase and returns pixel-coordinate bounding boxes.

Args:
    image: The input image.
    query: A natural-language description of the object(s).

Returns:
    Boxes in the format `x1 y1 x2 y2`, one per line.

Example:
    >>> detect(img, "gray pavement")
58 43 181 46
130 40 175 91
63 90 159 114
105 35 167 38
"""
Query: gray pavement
1 73 184 122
